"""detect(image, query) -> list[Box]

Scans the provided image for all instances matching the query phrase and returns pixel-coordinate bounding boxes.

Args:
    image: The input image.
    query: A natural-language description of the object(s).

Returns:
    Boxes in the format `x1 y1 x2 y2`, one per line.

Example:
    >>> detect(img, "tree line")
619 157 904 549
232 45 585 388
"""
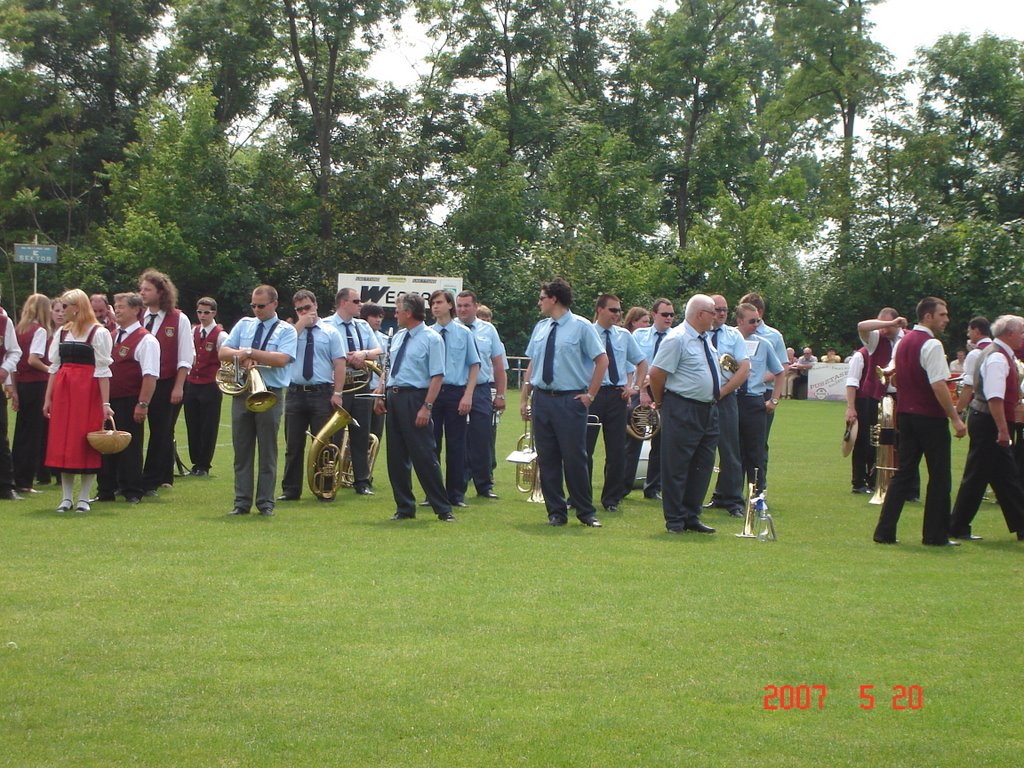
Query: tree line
2 0 1022 357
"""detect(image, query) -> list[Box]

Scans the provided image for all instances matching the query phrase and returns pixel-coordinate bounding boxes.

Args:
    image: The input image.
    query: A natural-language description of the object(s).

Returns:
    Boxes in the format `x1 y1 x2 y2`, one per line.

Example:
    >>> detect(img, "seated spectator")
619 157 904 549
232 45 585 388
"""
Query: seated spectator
789 347 817 399
820 347 842 363
949 349 966 375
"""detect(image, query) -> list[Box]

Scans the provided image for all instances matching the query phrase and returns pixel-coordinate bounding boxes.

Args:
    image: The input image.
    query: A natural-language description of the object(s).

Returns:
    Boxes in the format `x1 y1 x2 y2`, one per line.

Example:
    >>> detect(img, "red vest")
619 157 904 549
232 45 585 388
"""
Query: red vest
15 322 50 383
894 329 947 419
855 347 875 400
976 343 1019 426
865 335 893 400
109 327 147 400
151 308 182 380
188 324 223 385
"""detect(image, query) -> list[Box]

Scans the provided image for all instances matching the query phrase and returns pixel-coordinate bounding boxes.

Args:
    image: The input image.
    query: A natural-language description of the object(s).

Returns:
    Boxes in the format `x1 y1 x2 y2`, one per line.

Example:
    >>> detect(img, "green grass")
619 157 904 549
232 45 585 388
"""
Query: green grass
3 395 1022 766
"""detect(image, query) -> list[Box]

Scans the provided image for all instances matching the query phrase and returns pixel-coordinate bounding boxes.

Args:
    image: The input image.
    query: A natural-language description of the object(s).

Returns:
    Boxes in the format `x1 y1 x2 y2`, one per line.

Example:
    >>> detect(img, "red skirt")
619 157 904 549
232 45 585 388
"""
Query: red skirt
46 363 104 473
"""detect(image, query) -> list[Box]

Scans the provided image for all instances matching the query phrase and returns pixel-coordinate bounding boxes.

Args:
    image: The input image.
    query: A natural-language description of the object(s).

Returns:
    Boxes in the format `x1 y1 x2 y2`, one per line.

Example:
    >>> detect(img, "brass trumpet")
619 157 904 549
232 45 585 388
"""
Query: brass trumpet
306 406 357 501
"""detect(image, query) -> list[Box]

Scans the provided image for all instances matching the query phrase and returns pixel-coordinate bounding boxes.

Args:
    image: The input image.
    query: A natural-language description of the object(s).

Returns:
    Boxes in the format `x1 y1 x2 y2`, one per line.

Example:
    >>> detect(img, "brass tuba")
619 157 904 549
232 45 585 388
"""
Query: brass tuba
306 407 357 501
336 431 380 488
626 404 661 440
869 394 897 505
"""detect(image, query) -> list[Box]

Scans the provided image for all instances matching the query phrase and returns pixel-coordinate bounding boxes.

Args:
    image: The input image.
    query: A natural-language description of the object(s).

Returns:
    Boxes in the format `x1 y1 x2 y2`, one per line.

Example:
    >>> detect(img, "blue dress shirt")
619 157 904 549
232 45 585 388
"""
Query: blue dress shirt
652 321 718 402
710 324 750 383
525 313 604 390
739 333 785 397
594 322 646 387
389 323 445 388
431 319 481 386
226 316 297 389
288 319 345 385
459 318 507 384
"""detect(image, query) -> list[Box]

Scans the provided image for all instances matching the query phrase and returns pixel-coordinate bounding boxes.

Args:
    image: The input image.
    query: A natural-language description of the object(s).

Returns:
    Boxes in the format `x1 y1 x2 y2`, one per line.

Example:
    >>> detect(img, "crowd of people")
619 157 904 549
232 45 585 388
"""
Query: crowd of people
4 275 1023 548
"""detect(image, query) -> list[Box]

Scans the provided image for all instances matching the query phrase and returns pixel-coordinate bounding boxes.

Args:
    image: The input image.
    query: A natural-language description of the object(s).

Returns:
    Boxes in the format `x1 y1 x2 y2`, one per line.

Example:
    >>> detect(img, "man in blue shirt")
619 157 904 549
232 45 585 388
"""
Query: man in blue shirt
220 285 297 516
740 292 787 493
649 294 720 535
456 290 508 500
735 302 785 497
626 298 675 500
587 294 647 513
427 289 480 507
521 278 608 527
373 292 454 522
279 290 346 502
704 294 751 517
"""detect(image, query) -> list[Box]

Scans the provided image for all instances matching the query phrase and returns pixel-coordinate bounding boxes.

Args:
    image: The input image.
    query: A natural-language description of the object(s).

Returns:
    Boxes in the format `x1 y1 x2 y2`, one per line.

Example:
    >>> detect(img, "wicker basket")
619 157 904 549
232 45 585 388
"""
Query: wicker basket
87 417 132 455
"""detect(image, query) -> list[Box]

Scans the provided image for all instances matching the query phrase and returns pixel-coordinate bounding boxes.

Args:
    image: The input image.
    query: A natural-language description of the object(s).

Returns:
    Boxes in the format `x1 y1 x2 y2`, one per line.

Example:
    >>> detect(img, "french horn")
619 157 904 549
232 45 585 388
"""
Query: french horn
720 353 740 374
306 407 357 501
342 361 383 395
626 404 661 440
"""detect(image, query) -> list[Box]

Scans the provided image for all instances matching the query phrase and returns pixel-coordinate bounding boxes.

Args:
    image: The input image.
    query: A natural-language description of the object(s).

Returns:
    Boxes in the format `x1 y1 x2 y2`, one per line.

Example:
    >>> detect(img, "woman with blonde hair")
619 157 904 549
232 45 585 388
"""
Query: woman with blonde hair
12 294 53 493
43 289 114 512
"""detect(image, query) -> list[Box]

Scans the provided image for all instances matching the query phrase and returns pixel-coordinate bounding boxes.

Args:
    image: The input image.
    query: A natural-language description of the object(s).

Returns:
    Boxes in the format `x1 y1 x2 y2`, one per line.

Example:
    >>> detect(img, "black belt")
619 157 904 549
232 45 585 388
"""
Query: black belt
440 384 466 391
389 386 428 394
535 389 584 396
665 390 716 406
289 383 333 393
600 385 624 391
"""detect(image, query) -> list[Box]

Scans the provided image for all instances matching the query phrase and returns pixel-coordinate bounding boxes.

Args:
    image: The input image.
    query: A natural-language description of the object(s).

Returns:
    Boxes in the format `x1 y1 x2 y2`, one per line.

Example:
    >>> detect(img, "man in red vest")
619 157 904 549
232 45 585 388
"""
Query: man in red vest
183 297 227 476
96 293 159 504
950 315 1024 542
873 297 966 546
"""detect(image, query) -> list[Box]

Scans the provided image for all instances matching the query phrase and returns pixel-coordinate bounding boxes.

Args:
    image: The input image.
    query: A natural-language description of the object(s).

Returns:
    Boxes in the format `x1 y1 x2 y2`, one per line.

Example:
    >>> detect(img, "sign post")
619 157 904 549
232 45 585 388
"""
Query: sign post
14 243 58 294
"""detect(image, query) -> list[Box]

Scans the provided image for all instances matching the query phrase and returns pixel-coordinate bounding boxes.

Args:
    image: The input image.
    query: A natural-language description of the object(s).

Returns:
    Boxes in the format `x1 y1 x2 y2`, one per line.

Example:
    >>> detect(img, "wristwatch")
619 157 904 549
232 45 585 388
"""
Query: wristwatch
770 398 779 405
423 402 434 410
138 401 149 408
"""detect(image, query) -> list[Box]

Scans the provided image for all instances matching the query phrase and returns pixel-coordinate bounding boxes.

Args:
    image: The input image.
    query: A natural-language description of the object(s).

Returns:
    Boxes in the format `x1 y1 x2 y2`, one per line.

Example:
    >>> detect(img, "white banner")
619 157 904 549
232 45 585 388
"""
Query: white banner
807 363 849 402
336 273 463 309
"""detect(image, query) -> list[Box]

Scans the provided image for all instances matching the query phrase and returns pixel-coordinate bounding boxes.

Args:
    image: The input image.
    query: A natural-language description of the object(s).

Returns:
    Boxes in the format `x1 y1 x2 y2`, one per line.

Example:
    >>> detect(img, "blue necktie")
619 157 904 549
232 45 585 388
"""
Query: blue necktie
303 326 315 381
700 334 720 402
390 335 408 380
653 330 665 360
605 329 619 386
542 321 557 385
252 321 265 351
343 322 357 352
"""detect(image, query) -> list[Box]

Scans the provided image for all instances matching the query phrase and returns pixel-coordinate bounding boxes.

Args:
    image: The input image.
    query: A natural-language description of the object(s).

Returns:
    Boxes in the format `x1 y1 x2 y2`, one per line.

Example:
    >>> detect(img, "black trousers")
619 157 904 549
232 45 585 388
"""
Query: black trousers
339 390 373 489
0 395 13 492
660 393 719 531
281 386 335 499
385 389 451 517
98 396 146 500
950 411 1024 537
585 387 627 509
532 389 596 522
874 413 952 545
183 381 223 472
12 380 47 489
737 394 768 495
710 392 743 512
465 385 495 495
852 396 879 490
432 384 470 504
142 377 180 489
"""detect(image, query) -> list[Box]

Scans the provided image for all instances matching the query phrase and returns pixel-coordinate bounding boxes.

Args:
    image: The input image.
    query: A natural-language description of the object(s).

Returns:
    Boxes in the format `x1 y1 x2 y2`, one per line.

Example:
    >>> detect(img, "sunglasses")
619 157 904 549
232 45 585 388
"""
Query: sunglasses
196 309 213 315
250 302 271 310
658 312 674 318
607 307 622 314
294 304 314 313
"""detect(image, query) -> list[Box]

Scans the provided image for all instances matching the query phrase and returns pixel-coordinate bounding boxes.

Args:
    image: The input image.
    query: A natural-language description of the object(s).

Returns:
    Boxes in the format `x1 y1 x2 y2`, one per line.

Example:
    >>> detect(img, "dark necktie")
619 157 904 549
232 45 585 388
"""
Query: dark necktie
116 329 125 345
303 326 315 380
712 327 720 349
252 321 265 351
700 334 721 402
653 330 665 359
343 322 357 352
201 328 207 340
605 329 619 386
146 313 157 332
466 322 474 331
440 326 448 346
542 320 557 385
390 334 408 380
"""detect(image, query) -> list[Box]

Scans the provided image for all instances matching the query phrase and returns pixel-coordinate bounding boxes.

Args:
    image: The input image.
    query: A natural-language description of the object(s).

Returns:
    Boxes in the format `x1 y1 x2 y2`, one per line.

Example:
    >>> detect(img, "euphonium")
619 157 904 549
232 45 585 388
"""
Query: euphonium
869 394 897 505
336 430 381 488
306 407 357 501
720 353 740 374
626 404 661 440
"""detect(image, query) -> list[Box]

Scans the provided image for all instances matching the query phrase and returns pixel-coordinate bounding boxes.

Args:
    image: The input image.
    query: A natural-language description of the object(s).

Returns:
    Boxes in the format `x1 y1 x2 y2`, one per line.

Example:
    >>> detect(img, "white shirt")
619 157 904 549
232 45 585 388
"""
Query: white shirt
142 308 195 372
960 337 992 388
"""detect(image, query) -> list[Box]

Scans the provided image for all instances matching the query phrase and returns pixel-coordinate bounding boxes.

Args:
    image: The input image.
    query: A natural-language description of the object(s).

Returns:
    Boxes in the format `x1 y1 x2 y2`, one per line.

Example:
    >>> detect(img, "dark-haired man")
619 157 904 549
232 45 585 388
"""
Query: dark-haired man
183 297 227 476
520 278 607 527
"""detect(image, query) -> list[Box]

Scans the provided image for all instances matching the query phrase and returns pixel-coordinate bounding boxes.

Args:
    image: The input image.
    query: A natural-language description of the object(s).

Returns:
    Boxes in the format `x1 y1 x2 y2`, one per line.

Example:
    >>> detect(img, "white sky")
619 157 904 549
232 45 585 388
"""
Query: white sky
368 0 1024 87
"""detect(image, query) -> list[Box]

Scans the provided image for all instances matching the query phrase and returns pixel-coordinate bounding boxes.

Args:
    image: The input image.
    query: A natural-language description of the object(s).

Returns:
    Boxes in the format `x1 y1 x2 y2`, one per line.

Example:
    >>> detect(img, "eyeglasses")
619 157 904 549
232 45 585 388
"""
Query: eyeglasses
250 303 270 310
350 299 362 304
714 307 728 313
607 307 622 314
294 304 314 313
745 317 761 326
658 312 674 318
196 309 213 315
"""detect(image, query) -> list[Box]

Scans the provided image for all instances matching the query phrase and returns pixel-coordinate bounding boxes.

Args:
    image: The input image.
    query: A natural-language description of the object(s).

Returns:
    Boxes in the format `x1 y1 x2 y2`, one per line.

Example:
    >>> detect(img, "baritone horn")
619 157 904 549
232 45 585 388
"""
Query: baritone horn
336 430 380 488
869 394 897 505
507 401 544 503
307 407 357 501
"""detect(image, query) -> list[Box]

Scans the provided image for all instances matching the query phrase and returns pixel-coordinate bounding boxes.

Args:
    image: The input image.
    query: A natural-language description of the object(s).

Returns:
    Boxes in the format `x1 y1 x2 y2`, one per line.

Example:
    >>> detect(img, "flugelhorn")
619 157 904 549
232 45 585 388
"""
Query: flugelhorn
307 406 357 501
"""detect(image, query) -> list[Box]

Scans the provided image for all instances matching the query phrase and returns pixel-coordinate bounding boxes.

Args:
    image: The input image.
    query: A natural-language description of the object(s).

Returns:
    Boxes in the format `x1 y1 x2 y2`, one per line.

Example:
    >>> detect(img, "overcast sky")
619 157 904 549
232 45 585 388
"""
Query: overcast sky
368 0 1024 86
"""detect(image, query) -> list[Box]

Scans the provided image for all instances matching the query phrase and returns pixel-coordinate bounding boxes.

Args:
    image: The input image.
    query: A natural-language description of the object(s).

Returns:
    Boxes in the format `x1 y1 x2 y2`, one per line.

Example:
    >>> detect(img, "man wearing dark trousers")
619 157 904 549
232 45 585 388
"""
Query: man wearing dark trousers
844 346 878 494
97 293 159 504
325 287 382 495
520 278 608 528
220 286 297 517
649 294 721 535
279 290 345 502
950 315 1024 542
427 289 480 508
373 293 453 522
873 297 966 546
138 269 194 493
586 293 647 513
625 298 674 499
456 291 508 500
0 301 22 501
183 297 227 476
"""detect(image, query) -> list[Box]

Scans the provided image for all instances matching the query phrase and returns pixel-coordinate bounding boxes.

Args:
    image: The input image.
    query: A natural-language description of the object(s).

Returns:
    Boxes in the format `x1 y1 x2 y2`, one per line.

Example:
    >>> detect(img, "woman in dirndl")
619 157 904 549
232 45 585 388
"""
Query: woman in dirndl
43 289 114 512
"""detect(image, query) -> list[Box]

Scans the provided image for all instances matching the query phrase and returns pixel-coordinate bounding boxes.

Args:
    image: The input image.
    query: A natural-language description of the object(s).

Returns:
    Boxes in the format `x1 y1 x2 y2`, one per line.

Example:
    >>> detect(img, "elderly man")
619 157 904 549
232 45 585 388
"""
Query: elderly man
950 315 1024 542
649 294 721 535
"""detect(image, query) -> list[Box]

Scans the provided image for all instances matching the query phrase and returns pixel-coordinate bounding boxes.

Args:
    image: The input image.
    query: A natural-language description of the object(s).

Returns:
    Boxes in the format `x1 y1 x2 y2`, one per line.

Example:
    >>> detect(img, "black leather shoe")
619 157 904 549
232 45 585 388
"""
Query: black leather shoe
873 536 898 544
437 512 456 522
143 489 158 497
229 508 250 515
1017 531 1024 541
547 516 567 526
684 520 716 534
951 532 983 541
418 500 431 507
579 516 602 528
477 490 499 499
702 499 724 509
125 497 142 505
391 512 415 520
258 508 275 517
727 508 744 518
0 489 23 501
666 527 685 534
93 494 117 502
644 491 662 500
354 486 374 496
191 468 209 477
453 501 469 508
276 494 299 501
924 539 960 547
603 504 619 514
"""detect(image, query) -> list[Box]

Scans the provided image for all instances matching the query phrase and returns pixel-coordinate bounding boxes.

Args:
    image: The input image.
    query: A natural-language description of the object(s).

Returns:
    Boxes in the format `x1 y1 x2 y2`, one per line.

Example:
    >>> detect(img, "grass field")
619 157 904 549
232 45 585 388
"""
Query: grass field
3 394 1022 766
